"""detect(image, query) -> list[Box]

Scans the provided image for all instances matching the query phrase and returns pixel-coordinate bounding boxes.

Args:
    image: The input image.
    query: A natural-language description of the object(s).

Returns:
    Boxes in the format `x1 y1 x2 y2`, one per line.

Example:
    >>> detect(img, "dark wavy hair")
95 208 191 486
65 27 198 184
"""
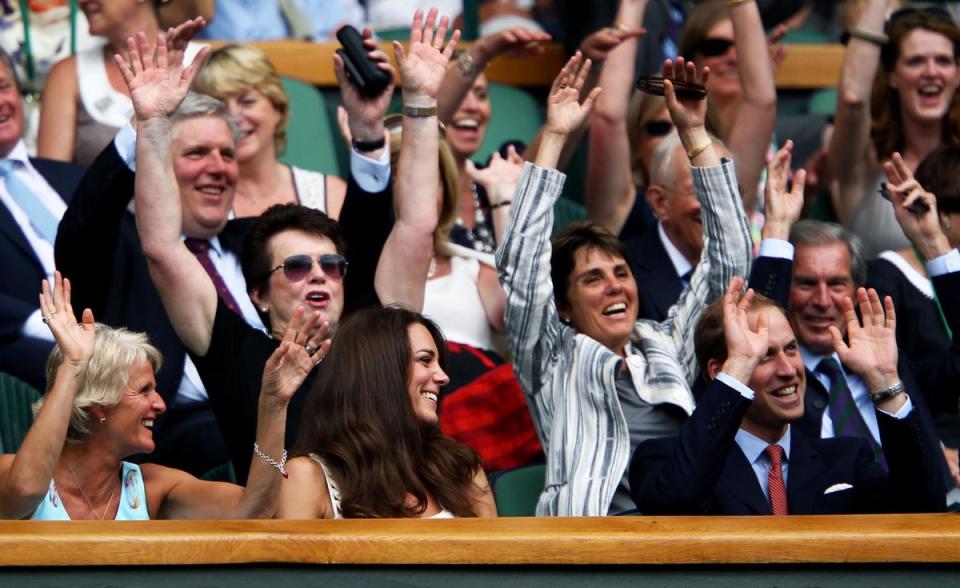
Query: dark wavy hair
871 10 960 159
293 305 484 518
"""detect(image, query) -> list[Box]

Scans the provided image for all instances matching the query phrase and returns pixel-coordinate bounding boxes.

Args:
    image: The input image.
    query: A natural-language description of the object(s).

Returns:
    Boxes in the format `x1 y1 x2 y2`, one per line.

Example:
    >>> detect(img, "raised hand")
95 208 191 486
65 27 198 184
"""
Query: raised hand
115 31 210 122
545 52 602 137
662 57 709 133
465 145 524 206
394 8 460 101
39 271 95 369
579 25 645 63
334 26 395 143
763 140 806 240
829 288 900 393
163 16 206 66
473 27 551 62
882 152 949 258
260 306 330 405
767 24 790 74
720 276 768 383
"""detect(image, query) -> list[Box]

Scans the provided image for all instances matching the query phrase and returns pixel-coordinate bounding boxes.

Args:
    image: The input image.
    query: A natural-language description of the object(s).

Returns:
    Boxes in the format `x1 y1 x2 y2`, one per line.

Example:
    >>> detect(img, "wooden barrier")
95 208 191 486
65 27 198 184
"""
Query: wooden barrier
1 514 958 566
206 41 845 90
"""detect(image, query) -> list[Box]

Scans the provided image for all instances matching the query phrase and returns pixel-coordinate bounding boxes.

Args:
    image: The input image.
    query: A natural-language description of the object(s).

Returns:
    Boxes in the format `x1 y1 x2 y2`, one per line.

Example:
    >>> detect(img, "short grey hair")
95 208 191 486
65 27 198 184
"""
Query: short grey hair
789 220 867 286
35 323 163 443
648 130 728 188
171 91 241 145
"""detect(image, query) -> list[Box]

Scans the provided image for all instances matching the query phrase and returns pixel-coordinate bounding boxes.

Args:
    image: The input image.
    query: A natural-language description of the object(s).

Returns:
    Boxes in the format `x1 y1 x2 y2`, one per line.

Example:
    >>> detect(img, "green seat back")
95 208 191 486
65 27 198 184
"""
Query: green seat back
493 463 545 516
0 372 41 454
200 461 238 484
808 87 838 116
475 82 544 163
280 76 344 177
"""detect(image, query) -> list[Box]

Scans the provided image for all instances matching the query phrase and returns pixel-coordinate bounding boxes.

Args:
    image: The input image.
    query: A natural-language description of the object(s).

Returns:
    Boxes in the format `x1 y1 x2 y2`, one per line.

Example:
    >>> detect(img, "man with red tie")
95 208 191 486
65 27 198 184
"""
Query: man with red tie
628 277 945 515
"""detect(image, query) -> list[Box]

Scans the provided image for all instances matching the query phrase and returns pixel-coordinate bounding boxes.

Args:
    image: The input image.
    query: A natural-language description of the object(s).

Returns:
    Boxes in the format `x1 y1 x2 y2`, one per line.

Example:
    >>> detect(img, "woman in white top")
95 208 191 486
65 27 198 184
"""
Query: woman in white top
192 43 349 219
277 306 496 519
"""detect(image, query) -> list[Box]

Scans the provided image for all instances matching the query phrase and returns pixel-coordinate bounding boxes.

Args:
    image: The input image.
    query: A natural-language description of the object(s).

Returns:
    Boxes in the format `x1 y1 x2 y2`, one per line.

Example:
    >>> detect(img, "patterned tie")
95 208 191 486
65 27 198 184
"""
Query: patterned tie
0 159 59 243
183 238 243 317
816 357 887 469
765 445 788 515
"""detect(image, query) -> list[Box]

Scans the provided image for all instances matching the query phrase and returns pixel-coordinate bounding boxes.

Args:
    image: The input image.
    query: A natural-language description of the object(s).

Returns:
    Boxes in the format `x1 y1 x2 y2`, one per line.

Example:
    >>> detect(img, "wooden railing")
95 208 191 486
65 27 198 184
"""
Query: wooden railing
1 514 957 566
206 41 845 90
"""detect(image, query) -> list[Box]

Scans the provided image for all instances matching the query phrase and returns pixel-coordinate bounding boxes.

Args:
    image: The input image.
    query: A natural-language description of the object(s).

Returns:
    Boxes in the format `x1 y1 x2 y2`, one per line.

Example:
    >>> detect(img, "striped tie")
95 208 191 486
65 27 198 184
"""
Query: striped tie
765 445 788 515
816 357 886 469
183 238 243 317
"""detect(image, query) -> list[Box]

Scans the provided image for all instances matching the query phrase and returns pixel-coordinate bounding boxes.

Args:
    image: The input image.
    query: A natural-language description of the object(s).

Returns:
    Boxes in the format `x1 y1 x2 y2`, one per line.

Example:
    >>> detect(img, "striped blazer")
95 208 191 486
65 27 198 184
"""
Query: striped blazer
496 161 752 516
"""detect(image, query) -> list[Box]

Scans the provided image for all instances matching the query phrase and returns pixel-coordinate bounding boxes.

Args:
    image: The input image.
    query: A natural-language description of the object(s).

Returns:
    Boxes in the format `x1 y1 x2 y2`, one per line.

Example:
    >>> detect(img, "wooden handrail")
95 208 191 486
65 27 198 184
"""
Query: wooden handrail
1 514 958 566
204 41 845 90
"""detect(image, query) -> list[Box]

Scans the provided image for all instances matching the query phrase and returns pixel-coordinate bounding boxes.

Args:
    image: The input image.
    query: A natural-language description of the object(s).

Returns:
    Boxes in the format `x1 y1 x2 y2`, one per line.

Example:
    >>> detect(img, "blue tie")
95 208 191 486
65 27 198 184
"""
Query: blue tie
0 159 58 244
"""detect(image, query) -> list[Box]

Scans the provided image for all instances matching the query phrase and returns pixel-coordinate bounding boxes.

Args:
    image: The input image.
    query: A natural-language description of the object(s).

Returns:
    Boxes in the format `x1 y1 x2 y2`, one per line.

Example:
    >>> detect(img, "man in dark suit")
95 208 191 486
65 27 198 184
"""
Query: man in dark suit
629 279 945 515
0 49 84 390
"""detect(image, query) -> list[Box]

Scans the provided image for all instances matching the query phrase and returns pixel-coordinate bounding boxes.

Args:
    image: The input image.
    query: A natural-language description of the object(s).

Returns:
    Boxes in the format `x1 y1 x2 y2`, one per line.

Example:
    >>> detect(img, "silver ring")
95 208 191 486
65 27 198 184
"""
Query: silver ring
42 315 49 325
314 356 324 367
305 344 316 356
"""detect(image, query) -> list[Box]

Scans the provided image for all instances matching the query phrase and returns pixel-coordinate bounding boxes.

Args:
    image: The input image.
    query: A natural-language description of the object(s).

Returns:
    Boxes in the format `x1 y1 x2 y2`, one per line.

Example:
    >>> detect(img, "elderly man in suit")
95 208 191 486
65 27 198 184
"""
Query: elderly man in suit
628 278 945 515
0 49 84 390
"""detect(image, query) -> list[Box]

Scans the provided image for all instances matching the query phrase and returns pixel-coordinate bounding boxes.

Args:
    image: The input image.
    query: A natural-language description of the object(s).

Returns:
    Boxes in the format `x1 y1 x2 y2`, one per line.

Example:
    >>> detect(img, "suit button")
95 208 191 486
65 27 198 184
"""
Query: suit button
814 399 826 409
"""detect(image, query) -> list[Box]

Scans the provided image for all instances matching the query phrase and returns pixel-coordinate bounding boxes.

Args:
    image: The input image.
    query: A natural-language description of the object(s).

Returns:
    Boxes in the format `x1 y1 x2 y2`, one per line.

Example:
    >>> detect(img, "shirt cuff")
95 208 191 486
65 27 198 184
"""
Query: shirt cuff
114 123 138 172
717 372 755 400
21 309 55 342
350 146 391 193
926 248 960 277
758 238 794 260
877 395 913 419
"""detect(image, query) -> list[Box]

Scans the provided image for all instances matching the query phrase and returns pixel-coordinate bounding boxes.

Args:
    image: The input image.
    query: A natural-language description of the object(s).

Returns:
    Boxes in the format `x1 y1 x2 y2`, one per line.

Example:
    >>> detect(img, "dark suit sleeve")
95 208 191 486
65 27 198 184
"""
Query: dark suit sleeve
747 254 792 309
629 380 751 514
913 269 960 414
873 408 948 512
339 175 393 316
54 142 135 318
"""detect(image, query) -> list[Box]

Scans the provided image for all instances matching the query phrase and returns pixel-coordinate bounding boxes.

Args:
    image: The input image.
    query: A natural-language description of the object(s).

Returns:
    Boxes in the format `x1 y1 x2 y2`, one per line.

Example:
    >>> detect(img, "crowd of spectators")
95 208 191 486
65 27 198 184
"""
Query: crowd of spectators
0 0 958 521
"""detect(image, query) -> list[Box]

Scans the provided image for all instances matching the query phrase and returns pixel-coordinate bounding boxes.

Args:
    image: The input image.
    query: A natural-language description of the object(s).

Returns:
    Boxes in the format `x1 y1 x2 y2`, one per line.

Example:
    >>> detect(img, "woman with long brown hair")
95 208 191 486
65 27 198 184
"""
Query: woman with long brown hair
277 305 496 518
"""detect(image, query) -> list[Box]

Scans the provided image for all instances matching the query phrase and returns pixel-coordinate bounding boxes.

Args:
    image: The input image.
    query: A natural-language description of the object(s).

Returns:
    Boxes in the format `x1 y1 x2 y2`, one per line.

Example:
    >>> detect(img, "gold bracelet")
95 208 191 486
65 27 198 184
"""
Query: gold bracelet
687 138 712 160
403 104 438 118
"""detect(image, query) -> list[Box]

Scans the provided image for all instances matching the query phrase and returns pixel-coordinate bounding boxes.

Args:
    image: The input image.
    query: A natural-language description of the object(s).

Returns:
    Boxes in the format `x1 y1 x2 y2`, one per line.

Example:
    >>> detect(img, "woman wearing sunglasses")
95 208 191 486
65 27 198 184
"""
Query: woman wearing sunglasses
829 3 960 258
128 9 456 482
587 0 776 244
277 305 497 519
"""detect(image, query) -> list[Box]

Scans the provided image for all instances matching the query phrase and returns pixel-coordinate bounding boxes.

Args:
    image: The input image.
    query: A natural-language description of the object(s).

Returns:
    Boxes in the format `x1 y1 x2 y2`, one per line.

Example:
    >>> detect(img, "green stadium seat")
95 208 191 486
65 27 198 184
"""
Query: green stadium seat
279 76 344 177
0 372 41 454
492 463 545 516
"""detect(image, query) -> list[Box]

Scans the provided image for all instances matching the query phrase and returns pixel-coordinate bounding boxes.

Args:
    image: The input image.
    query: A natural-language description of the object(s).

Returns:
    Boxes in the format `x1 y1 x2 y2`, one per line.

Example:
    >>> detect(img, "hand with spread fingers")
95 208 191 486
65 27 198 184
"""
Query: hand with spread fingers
763 140 806 240
334 26 396 146
465 145 524 207
162 16 206 66
545 51 602 138
114 30 210 122
829 288 900 395
394 8 461 102
719 276 768 384
39 271 95 370
473 26 551 62
662 57 709 134
578 23 645 64
261 306 329 406
883 151 951 259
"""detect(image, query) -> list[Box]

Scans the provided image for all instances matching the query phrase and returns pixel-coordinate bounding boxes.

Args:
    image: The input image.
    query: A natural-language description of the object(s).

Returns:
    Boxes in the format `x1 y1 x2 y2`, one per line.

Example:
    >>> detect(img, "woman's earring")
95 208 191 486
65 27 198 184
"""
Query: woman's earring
99 417 106 424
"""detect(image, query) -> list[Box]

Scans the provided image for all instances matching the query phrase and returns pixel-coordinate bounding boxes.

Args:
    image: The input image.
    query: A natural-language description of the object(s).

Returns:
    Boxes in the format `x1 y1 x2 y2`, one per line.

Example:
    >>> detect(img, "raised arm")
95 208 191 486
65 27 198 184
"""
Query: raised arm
437 26 550 123
0 274 95 519
36 58 79 162
723 0 777 215
828 0 888 223
153 309 320 519
375 8 459 310
119 31 218 356
586 0 649 235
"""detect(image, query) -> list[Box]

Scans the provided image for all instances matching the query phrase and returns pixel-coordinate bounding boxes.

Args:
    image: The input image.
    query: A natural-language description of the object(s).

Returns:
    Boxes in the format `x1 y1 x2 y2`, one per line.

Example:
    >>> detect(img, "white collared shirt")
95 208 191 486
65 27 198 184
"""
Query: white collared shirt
735 426 791 503
0 140 67 342
657 221 692 281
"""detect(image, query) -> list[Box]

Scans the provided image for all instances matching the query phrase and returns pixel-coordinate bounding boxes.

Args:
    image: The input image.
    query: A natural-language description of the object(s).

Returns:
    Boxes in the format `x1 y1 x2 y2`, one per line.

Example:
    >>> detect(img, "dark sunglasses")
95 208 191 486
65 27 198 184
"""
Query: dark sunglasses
269 254 348 282
696 37 734 58
643 119 674 137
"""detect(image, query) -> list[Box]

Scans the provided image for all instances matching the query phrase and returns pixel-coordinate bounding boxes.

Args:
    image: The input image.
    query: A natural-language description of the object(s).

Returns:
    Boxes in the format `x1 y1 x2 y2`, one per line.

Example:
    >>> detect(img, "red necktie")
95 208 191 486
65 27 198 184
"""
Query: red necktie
183 238 243 317
765 444 788 516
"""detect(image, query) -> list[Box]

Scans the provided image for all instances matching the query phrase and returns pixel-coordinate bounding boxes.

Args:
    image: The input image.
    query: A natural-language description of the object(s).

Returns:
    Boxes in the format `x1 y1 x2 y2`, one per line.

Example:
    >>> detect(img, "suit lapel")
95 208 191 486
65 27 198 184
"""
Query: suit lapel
629 229 683 319
796 369 829 439
719 445 772 514
0 198 43 273
786 432 821 515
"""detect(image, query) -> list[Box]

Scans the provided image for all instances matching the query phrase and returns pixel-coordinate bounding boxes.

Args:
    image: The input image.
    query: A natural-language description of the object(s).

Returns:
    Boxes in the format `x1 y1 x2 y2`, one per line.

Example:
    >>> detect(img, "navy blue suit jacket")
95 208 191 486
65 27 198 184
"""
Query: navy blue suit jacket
629 380 946 515
622 224 684 322
0 157 85 388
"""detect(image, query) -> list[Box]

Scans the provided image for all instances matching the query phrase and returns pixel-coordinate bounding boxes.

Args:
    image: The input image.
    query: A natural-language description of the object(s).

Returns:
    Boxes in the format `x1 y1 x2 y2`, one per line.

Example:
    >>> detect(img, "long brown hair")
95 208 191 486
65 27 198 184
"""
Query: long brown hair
293 306 483 518
871 10 960 159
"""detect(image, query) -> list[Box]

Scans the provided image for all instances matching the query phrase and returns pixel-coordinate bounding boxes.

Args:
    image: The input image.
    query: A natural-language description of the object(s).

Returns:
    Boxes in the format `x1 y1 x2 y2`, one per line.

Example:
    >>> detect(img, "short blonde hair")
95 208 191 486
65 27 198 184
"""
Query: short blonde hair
193 44 291 154
36 324 163 443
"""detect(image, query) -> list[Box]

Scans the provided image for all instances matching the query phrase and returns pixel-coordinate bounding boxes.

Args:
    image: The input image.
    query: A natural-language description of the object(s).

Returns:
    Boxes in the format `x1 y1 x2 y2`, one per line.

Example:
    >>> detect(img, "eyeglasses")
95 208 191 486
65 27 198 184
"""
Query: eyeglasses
269 254 348 282
696 37 735 58
642 119 674 137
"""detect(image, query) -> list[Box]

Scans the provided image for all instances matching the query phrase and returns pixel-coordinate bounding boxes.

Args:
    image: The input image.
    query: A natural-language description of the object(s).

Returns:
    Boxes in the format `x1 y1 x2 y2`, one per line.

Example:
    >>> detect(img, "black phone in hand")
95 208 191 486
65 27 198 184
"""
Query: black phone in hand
336 25 392 97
